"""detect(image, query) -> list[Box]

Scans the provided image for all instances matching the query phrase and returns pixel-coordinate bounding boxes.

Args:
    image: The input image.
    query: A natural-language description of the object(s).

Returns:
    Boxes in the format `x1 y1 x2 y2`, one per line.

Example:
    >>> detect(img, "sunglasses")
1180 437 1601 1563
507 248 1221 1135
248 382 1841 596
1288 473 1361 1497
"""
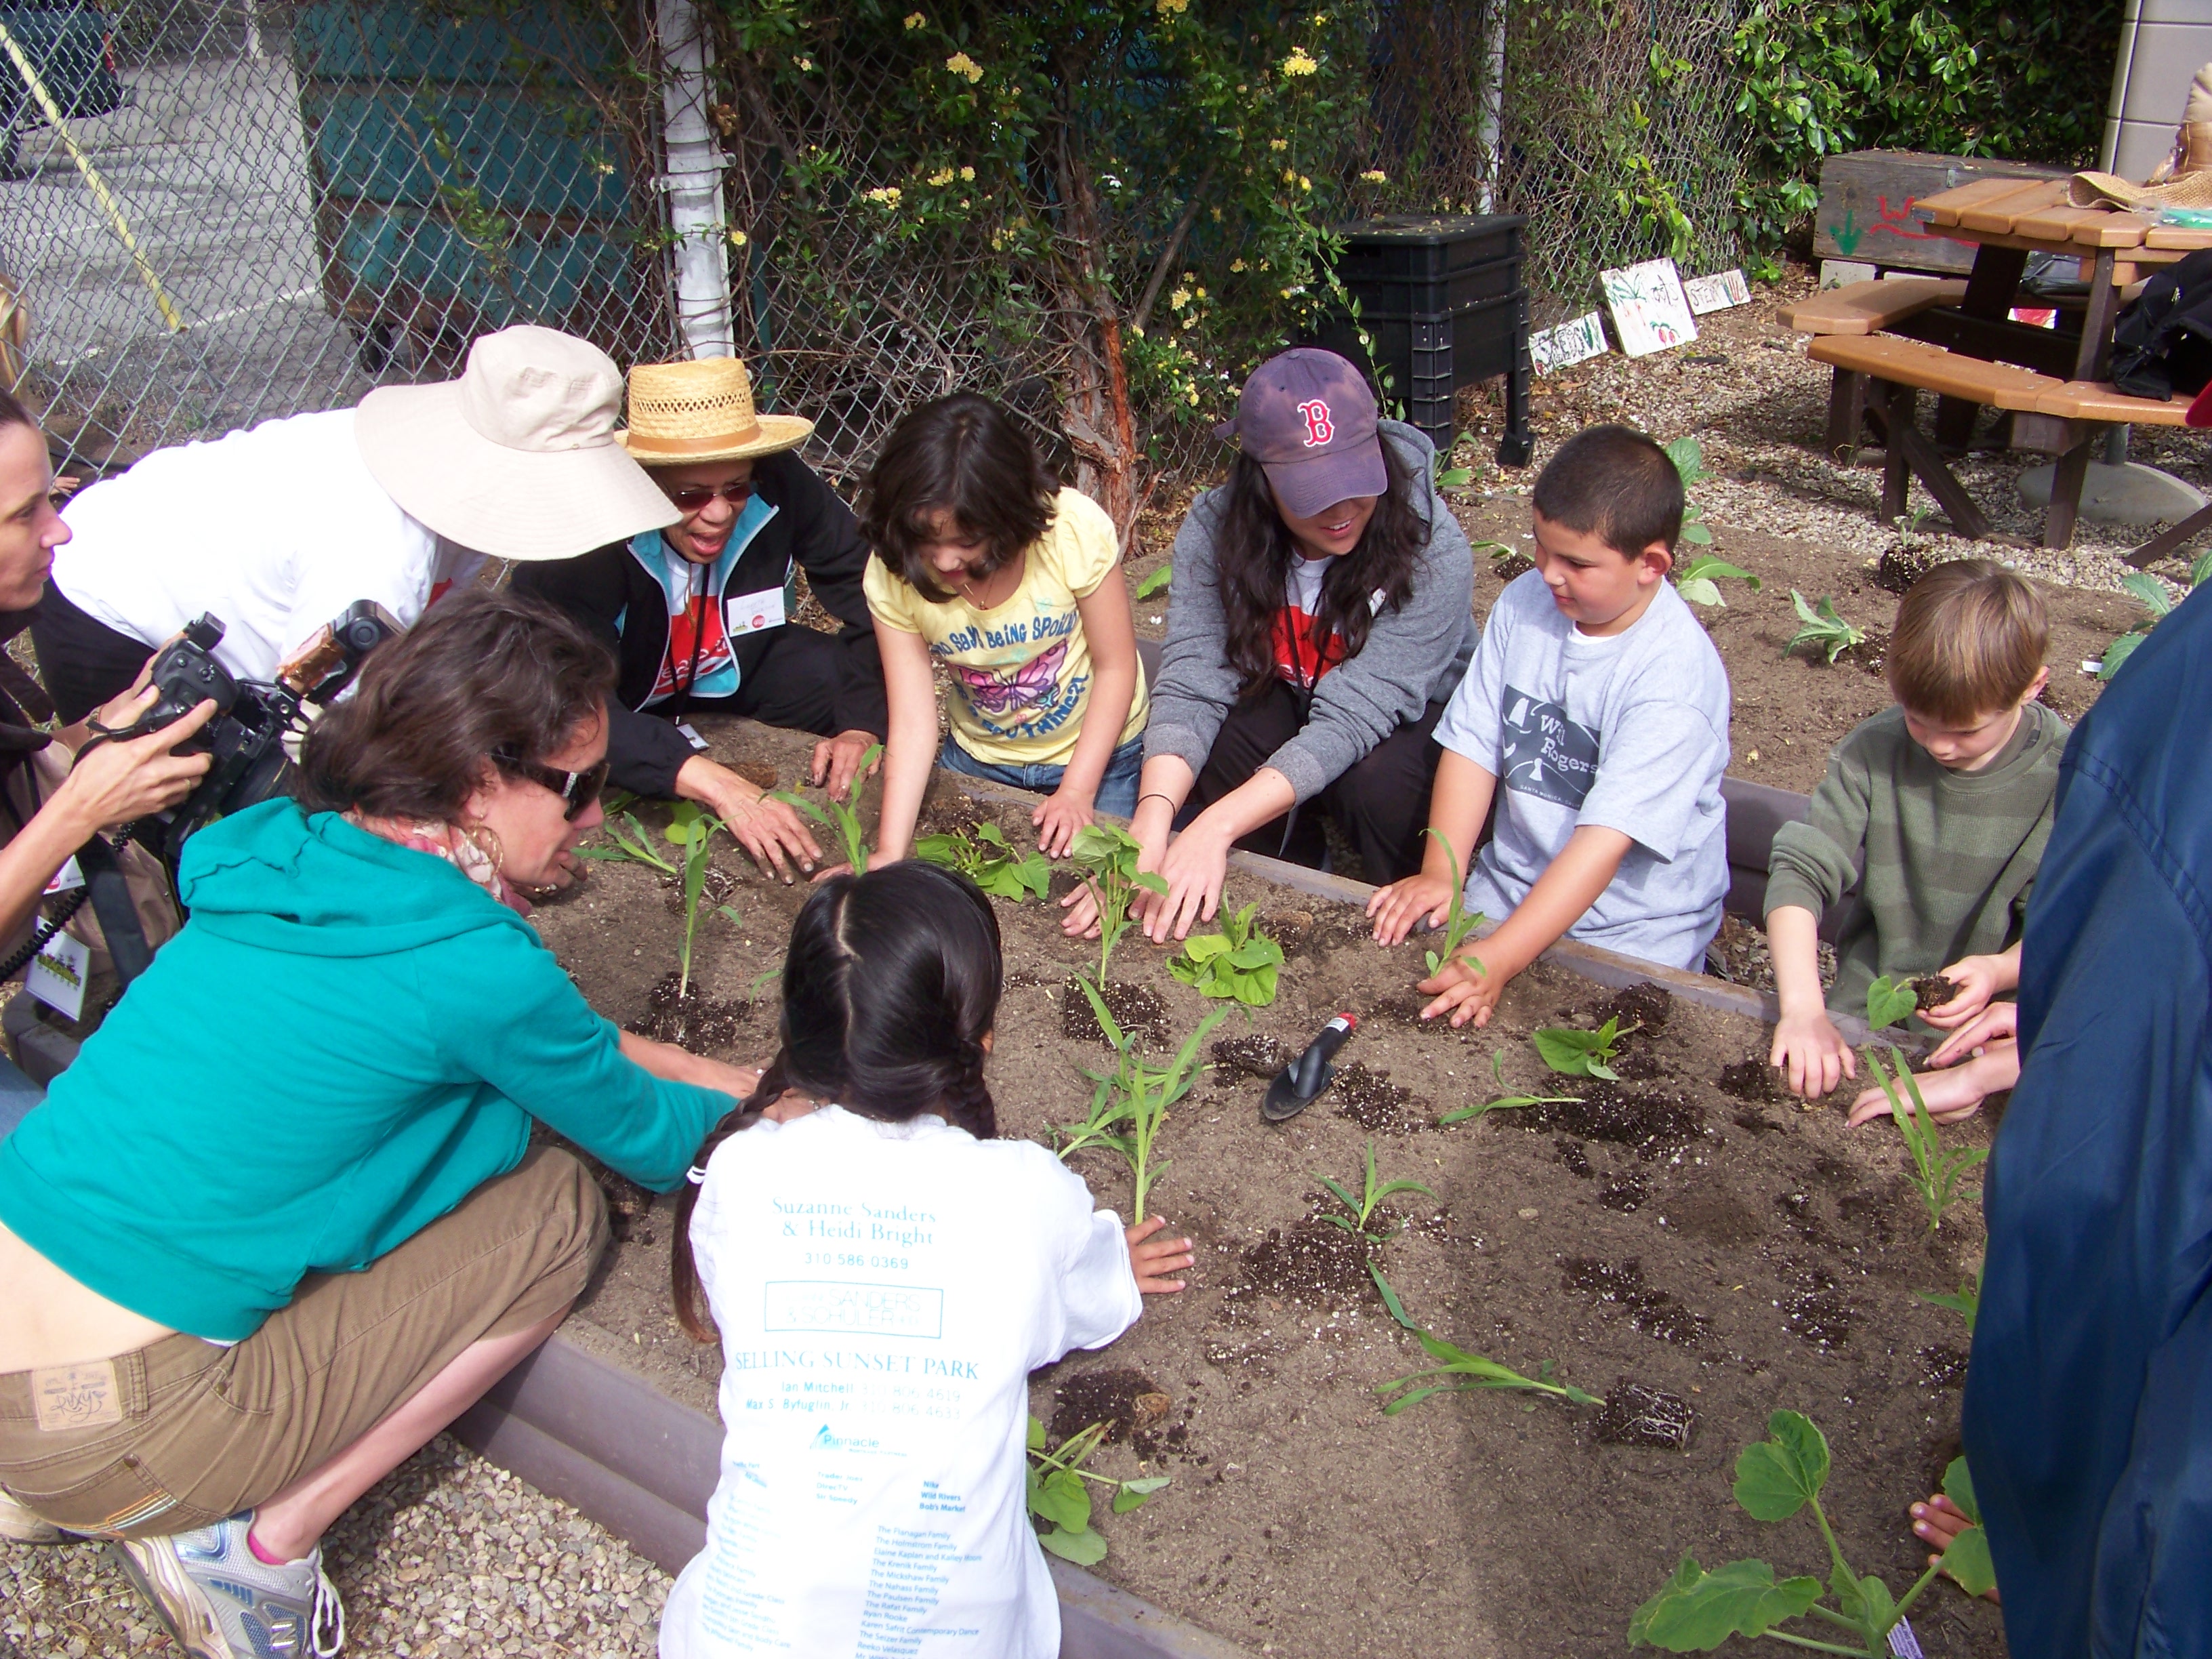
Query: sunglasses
495 752 610 821
660 479 756 514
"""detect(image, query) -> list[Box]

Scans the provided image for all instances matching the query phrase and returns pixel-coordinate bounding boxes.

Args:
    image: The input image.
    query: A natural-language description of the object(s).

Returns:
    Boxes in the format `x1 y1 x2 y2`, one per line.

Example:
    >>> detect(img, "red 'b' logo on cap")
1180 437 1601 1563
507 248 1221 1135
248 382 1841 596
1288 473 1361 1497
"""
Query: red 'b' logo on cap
1296 398 1334 447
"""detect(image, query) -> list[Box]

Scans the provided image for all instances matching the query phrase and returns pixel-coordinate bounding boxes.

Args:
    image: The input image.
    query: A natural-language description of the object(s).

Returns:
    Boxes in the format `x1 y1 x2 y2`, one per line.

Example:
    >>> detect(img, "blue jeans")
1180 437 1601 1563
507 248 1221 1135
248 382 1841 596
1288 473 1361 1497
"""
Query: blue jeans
938 734 1145 817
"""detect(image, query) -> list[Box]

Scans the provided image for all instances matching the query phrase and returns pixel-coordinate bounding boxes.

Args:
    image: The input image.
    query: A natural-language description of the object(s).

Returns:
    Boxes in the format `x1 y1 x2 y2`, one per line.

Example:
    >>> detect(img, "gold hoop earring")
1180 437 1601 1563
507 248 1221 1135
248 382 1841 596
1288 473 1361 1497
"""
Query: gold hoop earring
457 821 505 879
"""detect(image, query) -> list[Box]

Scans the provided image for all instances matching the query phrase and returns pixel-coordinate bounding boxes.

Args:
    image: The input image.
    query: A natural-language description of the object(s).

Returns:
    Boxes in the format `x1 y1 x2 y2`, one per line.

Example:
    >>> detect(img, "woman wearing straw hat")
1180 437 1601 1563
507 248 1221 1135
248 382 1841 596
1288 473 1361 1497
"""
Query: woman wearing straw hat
513 359 886 882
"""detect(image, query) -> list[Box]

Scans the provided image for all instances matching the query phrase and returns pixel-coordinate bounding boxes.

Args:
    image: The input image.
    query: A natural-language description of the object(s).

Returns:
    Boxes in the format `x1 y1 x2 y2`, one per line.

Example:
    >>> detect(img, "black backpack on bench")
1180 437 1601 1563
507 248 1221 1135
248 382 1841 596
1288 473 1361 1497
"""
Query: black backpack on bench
2110 247 2212 400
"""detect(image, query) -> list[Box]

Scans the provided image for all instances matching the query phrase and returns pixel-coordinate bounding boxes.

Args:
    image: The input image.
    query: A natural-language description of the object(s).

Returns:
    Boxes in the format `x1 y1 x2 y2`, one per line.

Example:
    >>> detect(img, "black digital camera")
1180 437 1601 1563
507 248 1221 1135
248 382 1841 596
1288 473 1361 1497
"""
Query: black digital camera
134 600 399 872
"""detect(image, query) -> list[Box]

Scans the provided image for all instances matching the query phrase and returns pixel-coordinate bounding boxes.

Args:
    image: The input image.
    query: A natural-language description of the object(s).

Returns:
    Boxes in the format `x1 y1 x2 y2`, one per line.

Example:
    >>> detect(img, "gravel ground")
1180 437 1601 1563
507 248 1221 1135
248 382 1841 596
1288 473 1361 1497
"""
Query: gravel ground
1 1434 673 1658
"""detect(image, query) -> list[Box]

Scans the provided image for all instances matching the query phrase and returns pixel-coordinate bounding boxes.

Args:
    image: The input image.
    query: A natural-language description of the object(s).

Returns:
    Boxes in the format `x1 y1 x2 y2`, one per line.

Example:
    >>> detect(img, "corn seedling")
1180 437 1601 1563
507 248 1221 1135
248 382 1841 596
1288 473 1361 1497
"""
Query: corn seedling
1134 562 1172 600
1786 590 1866 665
1068 822 1166 987
770 741 883 873
1917 1265 1981 1334
1025 1415 1169 1565
1532 1015 1638 1082
1370 1267 1602 1414
664 803 739 998
1861 981 1984 1233
1315 1139 1434 1242
1627 1412 1994 1654
576 809 678 874
1055 996 1226 1223
1439 1048 1582 1126
912 821 1052 901
1434 428 1477 491
1418 828 1486 979
2097 562 2200 680
1674 554 1761 609
1167 901 1284 1006
1663 436 1717 548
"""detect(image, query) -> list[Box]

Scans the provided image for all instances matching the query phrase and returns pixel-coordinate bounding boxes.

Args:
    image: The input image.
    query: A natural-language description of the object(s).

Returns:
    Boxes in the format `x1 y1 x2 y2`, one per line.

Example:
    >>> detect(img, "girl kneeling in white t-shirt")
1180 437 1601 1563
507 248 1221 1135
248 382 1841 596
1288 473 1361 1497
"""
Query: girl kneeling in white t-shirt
659 861 1193 1659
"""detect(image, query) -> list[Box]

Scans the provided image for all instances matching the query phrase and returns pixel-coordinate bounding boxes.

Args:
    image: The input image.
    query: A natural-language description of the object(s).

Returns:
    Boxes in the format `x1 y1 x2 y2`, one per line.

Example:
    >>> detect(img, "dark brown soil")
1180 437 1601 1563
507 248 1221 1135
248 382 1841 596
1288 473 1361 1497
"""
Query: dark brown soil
1210 1034 1290 1080
1047 1366 1172 1448
1061 977 1169 1046
1876 544 1958 596
1719 1056 1791 1105
660 865 738 916
1327 1059 1428 1136
623 970 750 1050
1913 975 1965 1016
534 718 2008 1659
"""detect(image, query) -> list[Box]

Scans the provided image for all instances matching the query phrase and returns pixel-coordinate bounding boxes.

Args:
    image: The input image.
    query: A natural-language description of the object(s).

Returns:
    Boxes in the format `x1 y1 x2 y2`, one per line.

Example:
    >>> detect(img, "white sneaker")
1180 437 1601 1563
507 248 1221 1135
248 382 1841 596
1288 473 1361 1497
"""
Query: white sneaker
112 1512 345 1658
0 1486 65 1543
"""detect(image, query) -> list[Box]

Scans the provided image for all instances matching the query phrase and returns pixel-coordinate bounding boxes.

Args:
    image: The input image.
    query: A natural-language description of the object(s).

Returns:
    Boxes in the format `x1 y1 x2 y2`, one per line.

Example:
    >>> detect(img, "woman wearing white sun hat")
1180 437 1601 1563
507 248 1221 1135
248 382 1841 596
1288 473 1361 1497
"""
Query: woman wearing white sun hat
513 356 888 882
32 325 681 726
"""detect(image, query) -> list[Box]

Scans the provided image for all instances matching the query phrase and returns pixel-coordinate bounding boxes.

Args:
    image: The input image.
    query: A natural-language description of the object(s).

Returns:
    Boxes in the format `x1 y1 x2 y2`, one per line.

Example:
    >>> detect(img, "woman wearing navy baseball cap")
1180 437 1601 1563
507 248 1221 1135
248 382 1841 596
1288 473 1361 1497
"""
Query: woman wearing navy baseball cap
1065 348 1477 944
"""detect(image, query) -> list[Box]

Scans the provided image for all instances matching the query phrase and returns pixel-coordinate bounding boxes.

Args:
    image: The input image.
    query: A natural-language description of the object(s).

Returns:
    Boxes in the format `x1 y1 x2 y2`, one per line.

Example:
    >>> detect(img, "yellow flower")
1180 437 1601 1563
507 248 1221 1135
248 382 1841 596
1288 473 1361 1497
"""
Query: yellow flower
960 165 975 182
991 227 1012 250
958 197 970 208
1156 0 1189 13
1168 288 1191 311
1186 386 1200 405
1230 257 1247 272
928 167 956 186
1281 48 1317 76
903 11 925 26
1269 138 1288 152
1195 287 1207 298
1311 9 1329 22
1130 324 1145 338
1181 313 1198 329
795 56 814 71
945 51 983 82
1283 167 1298 184
726 228 748 246
1359 169 1389 184
864 186 903 206
1209 205 1223 222
1299 175 1312 191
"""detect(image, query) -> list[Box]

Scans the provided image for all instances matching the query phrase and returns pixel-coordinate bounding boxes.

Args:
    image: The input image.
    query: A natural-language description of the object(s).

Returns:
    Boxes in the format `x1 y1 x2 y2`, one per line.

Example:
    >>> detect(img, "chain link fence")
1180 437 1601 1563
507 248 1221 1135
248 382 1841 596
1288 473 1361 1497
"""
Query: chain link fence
0 0 1749 487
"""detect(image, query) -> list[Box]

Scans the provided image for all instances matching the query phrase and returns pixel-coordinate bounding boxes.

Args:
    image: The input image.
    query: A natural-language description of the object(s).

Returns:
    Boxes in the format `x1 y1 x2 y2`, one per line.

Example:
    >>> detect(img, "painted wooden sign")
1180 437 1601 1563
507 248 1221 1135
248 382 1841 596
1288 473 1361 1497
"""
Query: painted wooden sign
1683 269 1751 314
1598 258 1698 358
1814 150 2065 275
1530 310 1607 373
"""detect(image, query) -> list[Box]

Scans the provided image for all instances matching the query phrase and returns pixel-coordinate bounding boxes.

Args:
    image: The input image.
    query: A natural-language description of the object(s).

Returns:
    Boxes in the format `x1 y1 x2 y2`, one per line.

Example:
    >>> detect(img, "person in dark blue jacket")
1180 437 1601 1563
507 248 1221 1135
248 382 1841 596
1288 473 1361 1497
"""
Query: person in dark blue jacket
1961 578 2212 1656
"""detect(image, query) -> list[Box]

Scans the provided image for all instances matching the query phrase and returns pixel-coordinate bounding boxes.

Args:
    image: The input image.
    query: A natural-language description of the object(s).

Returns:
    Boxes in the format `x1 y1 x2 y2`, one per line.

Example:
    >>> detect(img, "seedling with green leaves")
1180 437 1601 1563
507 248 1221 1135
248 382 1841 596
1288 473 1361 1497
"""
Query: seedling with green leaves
1370 1267 1603 1415
1434 428 1478 491
912 821 1052 901
1675 554 1761 609
1917 1264 1981 1334
1438 1048 1583 1126
1627 1412 1994 1654
770 741 883 874
1418 828 1487 979
1134 562 1172 600
1055 996 1226 1223
1532 1015 1638 1081
576 809 679 876
1861 981 1986 1233
1025 1414 1169 1565
2097 559 2203 680
1167 901 1284 1006
579 803 735 996
1785 590 1866 665
1663 435 1717 548
1067 821 1167 987
1315 1139 1435 1242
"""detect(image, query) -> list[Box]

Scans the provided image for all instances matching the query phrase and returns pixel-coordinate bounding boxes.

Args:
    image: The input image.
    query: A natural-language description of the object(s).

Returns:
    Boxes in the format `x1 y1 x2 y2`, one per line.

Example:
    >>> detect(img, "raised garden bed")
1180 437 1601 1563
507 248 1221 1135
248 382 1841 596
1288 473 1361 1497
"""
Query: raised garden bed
521 716 2005 1659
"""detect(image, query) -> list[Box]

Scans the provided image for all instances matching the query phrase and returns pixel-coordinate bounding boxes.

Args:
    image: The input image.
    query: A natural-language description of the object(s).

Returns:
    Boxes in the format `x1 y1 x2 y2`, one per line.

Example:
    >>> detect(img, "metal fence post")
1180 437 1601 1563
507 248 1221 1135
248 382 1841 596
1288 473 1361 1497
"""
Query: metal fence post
656 0 733 361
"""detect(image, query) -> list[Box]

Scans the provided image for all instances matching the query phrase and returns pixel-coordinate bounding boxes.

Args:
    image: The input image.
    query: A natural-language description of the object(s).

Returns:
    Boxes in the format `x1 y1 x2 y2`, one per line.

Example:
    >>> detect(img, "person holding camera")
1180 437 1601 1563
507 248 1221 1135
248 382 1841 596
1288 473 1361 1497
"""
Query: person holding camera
0 590 755 1657
0 390 224 1130
512 357 888 882
30 325 681 724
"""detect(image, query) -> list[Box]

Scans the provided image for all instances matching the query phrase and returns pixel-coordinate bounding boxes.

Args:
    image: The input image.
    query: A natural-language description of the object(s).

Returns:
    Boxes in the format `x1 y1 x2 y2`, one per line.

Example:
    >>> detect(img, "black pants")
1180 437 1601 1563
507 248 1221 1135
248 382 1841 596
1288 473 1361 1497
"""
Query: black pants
30 581 154 725
1188 682 1447 884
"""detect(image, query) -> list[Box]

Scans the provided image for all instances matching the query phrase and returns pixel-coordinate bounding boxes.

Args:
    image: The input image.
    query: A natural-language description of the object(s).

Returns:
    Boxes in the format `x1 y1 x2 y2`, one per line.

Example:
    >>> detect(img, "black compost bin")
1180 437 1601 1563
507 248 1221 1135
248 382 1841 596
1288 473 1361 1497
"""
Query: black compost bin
1305 213 1532 468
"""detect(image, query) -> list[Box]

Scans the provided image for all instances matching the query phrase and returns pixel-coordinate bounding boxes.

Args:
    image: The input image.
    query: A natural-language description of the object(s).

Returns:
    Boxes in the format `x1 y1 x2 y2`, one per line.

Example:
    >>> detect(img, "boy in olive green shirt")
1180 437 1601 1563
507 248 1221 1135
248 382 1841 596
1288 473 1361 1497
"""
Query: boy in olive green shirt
1765 559 2066 1124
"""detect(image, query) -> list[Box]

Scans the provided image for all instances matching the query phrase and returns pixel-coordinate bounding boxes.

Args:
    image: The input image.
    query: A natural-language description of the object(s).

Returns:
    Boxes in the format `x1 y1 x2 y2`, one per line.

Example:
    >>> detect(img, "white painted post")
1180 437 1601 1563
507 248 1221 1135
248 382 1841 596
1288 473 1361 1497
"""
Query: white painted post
1477 0 1505 214
657 0 734 359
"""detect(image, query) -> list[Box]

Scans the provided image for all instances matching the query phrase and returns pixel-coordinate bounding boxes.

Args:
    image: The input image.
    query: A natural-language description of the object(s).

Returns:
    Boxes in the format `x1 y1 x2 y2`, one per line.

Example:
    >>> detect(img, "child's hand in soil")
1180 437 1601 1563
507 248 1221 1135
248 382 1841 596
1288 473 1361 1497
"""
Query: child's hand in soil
1125 1216 1194 1294
1366 870 1454 946
1770 1008 1856 1099
1032 787 1096 860
1418 954 1502 1028
1911 1493 2000 1602
1917 952 2007 1028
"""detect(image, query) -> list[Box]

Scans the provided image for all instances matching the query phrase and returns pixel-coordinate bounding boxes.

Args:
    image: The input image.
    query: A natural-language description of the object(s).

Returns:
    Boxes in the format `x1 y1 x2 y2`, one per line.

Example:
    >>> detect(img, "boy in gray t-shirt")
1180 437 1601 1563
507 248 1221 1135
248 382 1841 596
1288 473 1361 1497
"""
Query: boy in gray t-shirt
1370 425 1731 1027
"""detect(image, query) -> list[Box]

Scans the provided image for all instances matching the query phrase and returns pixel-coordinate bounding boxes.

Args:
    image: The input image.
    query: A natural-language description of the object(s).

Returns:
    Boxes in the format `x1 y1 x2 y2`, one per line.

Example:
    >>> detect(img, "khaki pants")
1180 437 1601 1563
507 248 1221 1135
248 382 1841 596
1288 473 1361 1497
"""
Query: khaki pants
0 1147 607 1538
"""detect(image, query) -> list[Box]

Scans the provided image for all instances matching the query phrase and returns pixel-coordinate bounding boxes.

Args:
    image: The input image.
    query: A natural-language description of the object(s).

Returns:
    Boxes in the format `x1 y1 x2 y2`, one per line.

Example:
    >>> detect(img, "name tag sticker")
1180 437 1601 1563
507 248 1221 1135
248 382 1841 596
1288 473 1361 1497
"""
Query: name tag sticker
723 587 787 640
676 722 712 752
26 930 88 1021
33 1359 123 1432
43 857 82 896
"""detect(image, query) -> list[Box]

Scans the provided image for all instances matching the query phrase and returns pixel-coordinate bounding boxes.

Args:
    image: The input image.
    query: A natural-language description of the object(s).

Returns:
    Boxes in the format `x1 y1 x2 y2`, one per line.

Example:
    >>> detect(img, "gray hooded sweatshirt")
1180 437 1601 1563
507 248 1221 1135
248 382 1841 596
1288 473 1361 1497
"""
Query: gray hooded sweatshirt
1143 420 1477 803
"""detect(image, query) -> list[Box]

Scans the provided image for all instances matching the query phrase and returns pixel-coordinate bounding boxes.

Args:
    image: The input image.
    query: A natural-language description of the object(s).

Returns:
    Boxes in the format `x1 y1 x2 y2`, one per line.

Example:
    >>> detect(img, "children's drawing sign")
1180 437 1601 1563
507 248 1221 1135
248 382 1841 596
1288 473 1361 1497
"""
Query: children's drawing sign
1530 311 1607 374
1598 259 1698 359
1683 269 1752 314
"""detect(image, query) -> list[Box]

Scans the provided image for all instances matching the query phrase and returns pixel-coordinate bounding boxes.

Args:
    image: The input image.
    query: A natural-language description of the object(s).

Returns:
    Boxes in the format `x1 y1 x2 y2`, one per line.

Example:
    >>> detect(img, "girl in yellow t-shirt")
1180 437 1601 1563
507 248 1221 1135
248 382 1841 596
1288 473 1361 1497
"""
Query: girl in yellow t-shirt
861 394 1148 863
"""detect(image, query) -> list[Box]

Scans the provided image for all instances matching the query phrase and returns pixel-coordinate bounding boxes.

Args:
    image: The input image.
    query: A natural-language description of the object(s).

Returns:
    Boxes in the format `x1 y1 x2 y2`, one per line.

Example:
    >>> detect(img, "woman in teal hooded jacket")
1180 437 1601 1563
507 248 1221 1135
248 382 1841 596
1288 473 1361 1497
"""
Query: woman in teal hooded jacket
0 591 756 1659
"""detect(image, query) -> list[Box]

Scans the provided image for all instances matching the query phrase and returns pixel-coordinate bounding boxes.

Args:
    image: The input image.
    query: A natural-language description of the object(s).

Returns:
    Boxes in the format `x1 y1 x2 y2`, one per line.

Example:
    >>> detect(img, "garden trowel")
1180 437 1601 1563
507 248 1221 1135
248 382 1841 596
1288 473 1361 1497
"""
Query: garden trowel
1261 1013 1357 1123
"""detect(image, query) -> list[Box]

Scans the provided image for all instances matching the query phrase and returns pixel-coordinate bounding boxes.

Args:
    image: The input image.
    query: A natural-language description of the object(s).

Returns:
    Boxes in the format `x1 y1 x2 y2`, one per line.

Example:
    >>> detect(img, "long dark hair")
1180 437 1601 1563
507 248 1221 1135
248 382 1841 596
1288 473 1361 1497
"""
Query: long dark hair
1214 437 1428 698
298 590 615 822
859 393 1060 604
671 861 1004 1341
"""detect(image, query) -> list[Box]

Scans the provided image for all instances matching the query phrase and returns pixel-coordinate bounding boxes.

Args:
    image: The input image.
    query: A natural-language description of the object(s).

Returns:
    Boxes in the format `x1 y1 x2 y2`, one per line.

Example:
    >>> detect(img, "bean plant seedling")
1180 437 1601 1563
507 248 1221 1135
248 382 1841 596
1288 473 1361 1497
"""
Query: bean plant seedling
1861 981 1986 1233
1438 1048 1582 1126
1056 992 1225 1224
1067 822 1167 987
1663 436 1717 548
1133 562 1172 600
912 821 1052 901
1370 1267 1603 1415
1315 1139 1434 1242
1025 1414 1169 1565
1674 554 1761 609
1785 590 1866 665
1166 901 1284 1006
1532 1015 1639 1082
770 741 883 874
1418 829 1486 979
2097 559 2203 680
1627 1412 1994 1654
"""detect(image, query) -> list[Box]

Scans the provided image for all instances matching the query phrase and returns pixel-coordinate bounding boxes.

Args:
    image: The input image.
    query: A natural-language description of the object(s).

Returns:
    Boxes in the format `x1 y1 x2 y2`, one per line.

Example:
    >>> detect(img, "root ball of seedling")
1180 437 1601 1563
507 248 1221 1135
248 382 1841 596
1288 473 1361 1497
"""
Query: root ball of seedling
1593 1382 1695 1450
1910 974 1963 1014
